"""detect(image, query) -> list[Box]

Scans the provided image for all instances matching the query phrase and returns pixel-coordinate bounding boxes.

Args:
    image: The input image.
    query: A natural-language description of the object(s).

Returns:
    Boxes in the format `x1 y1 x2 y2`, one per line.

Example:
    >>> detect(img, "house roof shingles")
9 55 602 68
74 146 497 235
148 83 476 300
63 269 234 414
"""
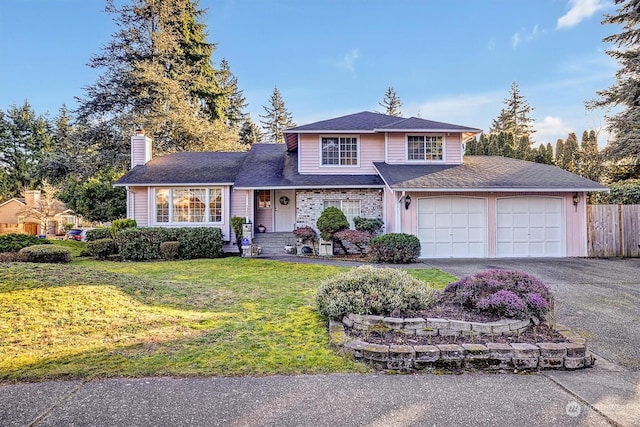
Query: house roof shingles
115 151 248 186
374 156 608 192
285 111 481 133
234 143 383 189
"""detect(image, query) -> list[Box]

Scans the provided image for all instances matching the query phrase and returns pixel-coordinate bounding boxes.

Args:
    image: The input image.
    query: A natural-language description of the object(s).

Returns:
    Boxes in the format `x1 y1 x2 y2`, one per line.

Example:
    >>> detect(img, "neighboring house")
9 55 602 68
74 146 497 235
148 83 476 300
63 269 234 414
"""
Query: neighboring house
115 111 607 258
0 191 80 235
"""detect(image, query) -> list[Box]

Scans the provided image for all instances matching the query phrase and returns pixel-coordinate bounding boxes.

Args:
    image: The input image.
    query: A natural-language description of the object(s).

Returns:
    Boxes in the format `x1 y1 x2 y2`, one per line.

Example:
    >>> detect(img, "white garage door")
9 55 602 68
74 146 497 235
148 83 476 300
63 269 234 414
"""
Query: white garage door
496 197 565 257
417 197 487 258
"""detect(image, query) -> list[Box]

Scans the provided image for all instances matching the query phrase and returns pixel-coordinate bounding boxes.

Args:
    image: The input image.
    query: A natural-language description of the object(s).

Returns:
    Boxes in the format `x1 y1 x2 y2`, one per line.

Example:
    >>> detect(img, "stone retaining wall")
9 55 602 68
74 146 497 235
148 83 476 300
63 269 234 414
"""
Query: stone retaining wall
329 316 595 373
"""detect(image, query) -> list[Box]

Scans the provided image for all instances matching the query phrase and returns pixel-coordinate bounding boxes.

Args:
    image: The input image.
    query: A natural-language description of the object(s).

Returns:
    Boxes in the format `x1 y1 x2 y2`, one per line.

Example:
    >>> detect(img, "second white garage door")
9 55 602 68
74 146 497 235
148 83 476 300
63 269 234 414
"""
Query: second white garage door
417 197 487 258
496 197 565 257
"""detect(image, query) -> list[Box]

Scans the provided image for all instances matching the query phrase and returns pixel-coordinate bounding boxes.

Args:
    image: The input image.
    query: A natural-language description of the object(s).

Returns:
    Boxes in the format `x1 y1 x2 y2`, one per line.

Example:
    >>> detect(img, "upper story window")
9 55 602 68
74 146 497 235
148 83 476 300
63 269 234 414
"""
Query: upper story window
155 188 223 224
321 136 358 166
407 135 444 161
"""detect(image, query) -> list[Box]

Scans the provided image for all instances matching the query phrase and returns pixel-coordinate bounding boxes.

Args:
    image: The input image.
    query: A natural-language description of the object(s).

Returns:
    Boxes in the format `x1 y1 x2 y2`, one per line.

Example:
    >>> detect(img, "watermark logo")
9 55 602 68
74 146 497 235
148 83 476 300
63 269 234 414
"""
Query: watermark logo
566 400 581 418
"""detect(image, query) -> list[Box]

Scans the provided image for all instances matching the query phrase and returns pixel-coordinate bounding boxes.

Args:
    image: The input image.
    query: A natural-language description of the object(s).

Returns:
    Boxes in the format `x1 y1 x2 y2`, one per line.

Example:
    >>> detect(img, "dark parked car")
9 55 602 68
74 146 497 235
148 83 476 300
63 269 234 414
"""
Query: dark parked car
65 229 84 241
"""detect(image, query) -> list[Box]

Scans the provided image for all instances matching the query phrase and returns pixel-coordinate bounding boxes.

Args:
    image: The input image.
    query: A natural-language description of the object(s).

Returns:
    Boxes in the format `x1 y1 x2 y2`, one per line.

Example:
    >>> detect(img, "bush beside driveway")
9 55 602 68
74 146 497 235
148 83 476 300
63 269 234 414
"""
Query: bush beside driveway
421 258 640 371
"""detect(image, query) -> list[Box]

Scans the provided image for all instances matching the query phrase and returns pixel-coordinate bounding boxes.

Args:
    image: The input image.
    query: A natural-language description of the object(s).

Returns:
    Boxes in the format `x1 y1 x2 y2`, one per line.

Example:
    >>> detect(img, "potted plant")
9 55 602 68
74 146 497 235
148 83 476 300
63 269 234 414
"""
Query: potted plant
257 224 266 233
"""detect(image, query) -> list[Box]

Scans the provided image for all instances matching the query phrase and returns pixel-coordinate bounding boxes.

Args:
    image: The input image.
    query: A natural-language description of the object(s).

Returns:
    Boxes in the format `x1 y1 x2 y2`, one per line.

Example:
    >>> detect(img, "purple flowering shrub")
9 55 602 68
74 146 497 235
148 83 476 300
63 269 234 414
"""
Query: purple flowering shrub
443 270 552 319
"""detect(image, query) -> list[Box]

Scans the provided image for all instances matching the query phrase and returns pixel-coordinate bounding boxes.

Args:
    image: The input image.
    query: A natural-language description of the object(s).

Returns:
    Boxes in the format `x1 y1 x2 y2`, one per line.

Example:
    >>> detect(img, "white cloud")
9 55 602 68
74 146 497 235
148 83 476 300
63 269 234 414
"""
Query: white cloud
511 32 521 48
535 116 573 144
557 0 605 29
338 49 360 74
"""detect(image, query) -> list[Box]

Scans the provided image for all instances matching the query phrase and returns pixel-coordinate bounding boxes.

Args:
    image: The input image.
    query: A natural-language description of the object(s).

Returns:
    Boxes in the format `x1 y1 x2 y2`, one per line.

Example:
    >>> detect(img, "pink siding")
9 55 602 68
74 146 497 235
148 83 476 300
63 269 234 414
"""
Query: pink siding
131 134 151 167
230 189 252 241
298 133 384 174
387 132 463 165
129 186 149 227
393 191 588 257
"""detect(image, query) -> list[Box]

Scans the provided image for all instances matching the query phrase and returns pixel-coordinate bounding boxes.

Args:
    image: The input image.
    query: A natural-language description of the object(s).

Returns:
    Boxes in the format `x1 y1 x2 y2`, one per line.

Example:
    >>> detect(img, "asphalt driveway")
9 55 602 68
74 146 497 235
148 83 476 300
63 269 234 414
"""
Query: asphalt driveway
421 257 640 372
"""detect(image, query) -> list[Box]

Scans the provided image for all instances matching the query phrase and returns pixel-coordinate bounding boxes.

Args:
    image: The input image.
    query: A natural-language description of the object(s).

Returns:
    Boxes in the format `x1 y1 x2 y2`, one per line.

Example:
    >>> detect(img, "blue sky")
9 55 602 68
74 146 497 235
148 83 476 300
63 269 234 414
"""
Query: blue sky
0 0 618 146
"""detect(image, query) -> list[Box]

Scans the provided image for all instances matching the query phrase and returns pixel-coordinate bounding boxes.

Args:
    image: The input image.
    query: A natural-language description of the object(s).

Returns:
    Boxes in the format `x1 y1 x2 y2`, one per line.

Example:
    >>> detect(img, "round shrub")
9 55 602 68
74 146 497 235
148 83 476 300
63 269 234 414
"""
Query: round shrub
353 217 384 235
316 207 349 241
85 227 111 242
110 218 137 237
0 251 26 263
87 238 117 260
316 265 439 320
0 233 50 252
19 245 71 263
369 233 421 263
443 270 552 320
160 241 180 260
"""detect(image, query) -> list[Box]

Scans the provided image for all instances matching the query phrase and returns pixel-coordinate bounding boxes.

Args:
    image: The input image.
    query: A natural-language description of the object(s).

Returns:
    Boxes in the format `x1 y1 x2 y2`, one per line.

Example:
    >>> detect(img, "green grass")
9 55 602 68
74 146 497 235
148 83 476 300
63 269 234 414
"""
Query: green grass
0 257 456 382
48 238 87 257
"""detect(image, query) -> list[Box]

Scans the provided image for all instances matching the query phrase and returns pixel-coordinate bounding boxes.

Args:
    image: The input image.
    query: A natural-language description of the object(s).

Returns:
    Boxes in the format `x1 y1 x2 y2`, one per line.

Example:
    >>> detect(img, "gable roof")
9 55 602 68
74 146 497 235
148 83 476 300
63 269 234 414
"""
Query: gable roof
114 151 248 186
0 198 26 209
283 111 482 150
374 156 609 192
234 143 383 189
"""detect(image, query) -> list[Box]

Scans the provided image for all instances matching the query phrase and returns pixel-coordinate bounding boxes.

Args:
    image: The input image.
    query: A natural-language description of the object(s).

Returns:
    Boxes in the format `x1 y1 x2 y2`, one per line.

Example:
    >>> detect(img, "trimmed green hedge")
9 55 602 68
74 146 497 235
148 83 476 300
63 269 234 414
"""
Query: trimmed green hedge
87 238 117 260
85 228 111 242
0 233 50 252
370 233 421 263
19 245 71 263
115 227 223 261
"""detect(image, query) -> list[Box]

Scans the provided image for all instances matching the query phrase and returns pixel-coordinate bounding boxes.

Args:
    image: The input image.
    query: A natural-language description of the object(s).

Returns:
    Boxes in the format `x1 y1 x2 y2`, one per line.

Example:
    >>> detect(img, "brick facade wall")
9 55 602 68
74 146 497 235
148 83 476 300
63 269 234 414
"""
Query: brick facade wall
295 189 384 229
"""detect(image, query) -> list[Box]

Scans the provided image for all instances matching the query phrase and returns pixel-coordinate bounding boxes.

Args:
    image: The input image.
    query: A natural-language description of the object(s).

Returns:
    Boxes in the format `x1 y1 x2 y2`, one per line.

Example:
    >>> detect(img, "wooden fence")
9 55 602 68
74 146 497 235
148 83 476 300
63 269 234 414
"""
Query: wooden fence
587 205 640 257
0 223 39 235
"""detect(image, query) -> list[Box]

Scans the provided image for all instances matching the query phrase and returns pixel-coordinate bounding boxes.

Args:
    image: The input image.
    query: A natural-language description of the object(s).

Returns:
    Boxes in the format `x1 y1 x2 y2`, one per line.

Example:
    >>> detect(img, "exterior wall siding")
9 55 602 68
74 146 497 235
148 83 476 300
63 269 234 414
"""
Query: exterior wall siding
387 132 463 165
399 191 587 257
298 133 385 174
295 189 384 230
129 186 149 227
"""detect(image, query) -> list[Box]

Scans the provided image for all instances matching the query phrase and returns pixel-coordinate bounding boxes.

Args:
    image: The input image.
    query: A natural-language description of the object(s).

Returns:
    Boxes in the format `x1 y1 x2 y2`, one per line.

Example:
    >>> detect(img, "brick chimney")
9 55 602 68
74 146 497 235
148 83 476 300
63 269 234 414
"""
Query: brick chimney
131 128 152 168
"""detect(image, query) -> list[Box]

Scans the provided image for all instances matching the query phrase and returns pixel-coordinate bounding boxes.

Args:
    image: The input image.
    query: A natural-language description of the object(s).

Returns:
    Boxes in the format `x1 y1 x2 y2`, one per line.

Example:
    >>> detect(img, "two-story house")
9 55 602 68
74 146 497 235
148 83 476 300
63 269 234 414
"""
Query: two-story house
115 111 607 258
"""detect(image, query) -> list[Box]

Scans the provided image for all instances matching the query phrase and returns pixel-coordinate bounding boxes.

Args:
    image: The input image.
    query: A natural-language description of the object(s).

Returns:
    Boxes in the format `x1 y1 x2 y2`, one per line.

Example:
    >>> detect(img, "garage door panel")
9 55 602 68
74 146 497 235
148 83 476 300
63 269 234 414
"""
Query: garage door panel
497 197 564 257
418 197 487 258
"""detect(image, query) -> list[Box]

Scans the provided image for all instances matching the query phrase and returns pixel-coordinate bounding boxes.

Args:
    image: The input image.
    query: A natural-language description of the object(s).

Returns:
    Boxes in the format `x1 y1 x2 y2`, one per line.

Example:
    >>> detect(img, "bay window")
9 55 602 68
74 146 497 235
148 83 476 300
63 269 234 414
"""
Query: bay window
155 188 223 224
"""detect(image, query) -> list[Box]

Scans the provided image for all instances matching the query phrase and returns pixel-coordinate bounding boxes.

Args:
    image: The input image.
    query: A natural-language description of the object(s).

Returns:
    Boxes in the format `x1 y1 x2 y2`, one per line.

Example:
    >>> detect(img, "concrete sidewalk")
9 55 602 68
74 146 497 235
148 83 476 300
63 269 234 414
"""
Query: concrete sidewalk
2 364 637 426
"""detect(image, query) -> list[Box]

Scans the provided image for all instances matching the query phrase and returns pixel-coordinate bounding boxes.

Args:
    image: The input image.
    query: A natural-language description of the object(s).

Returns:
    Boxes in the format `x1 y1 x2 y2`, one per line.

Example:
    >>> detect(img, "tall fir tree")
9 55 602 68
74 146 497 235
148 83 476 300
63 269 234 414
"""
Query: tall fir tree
555 139 565 168
379 87 402 117
260 87 295 143
490 81 536 143
587 0 640 161
0 101 52 198
218 58 248 128
238 118 264 145
579 129 603 182
76 0 242 172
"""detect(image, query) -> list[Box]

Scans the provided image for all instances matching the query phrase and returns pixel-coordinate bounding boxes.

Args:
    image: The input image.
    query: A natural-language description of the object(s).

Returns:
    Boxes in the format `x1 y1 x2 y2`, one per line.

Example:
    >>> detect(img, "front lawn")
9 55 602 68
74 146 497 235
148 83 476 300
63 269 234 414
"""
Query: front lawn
0 257 456 382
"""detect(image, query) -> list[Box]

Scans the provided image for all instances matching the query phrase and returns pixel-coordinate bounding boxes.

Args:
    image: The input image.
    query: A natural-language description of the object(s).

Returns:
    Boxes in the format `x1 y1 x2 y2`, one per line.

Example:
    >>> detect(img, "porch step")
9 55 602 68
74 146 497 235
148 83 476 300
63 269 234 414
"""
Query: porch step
251 232 297 256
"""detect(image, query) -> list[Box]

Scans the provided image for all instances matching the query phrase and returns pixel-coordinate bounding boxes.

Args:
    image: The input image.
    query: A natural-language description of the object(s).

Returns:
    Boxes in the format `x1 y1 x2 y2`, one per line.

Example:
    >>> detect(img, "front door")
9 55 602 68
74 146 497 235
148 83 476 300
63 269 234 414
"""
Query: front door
274 189 295 232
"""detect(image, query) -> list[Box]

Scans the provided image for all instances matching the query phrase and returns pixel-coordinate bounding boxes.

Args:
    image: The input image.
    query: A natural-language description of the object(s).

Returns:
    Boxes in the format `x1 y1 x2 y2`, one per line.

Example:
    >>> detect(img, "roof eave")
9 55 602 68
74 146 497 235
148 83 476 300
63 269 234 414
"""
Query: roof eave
113 182 235 187
373 128 482 133
389 187 610 193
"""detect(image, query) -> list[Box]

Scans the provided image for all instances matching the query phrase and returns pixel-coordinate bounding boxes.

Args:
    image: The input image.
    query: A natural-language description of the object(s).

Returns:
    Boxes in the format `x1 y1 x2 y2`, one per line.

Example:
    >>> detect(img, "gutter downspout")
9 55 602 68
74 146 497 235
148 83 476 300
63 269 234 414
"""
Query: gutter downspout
395 191 405 233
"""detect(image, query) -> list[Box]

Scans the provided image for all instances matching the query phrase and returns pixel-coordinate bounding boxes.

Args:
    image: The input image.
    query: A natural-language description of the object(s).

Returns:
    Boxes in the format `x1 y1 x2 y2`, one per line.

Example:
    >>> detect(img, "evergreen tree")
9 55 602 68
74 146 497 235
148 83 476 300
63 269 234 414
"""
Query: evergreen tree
238 118 263 145
515 135 532 160
545 142 554 165
0 101 52 198
76 0 242 171
40 105 79 184
555 139 565 168
465 137 477 155
559 132 580 172
490 81 536 142
587 0 640 160
218 58 247 128
260 87 295 143
379 86 402 117
579 129 603 182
